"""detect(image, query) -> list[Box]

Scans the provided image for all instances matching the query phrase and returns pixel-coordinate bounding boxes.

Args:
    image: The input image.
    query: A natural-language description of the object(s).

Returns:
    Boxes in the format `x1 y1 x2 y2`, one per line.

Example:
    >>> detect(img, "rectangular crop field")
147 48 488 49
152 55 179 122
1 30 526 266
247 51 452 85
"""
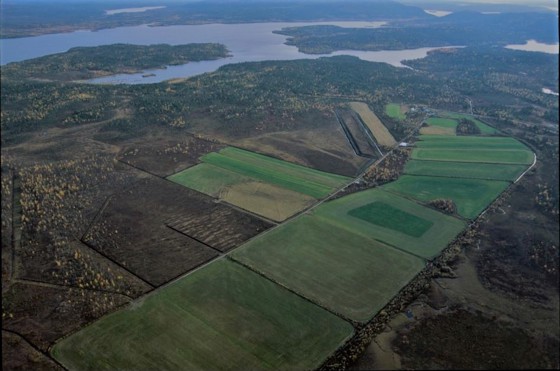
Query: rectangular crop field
411 148 534 165
382 175 510 219
350 102 397 147
416 135 530 150
231 215 425 323
404 160 527 181
314 188 465 259
201 147 350 198
52 259 353 370
385 103 406 120
219 181 316 222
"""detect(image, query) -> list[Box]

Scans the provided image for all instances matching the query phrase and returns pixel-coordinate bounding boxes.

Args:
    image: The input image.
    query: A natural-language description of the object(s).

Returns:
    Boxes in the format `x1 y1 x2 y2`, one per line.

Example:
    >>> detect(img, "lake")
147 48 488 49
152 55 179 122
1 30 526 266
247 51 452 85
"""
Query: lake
505 39 560 54
0 22 458 84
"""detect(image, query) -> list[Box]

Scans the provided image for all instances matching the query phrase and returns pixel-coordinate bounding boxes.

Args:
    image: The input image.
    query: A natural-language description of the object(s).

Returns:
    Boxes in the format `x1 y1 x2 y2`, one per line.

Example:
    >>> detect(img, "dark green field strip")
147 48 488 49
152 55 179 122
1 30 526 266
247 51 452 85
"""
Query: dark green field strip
382 175 510 220
411 148 534 165
404 160 528 181
231 215 425 323
416 135 529 150
52 259 353 370
218 147 350 188
348 201 433 238
315 188 465 259
202 151 344 198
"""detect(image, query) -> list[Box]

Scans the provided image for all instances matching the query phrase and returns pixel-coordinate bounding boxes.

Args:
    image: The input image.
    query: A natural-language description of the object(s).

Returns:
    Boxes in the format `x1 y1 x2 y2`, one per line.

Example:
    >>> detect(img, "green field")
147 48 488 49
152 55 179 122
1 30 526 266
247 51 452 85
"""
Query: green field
425 117 458 128
348 201 433 238
231 215 425 323
416 135 530 150
314 188 465 258
382 175 510 219
52 259 353 370
168 163 253 196
446 113 499 134
201 147 350 198
404 160 528 181
411 148 534 165
385 103 406 120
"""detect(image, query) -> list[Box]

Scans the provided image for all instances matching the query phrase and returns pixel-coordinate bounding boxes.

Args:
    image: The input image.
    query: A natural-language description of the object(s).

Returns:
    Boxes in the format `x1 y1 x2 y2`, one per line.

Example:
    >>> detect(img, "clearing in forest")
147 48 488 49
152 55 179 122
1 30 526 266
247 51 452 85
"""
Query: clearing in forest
385 103 407 120
350 102 397 148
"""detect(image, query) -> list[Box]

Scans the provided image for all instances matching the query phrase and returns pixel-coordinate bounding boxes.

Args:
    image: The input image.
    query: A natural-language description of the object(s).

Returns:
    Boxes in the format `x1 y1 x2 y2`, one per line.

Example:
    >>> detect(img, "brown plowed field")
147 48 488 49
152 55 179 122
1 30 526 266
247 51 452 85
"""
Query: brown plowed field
84 176 271 285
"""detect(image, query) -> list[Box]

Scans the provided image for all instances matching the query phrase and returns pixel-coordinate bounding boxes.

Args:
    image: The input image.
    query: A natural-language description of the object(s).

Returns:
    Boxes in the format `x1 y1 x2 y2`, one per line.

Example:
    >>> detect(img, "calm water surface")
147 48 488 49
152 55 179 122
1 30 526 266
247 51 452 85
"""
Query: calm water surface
0 22 456 84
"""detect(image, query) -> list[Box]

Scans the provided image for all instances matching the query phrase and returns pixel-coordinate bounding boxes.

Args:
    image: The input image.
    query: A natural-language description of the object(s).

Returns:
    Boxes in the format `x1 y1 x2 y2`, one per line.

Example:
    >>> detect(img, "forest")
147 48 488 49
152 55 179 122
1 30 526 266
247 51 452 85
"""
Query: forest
1 43 229 81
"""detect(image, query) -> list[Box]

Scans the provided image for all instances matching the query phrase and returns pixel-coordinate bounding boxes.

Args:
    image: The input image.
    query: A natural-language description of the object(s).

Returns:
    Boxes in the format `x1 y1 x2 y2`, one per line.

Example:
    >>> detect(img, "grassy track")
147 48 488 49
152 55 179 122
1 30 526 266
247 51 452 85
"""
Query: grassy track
404 160 527 181
382 175 510 219
411 148 534 164
231 215 425 323
315 188 465 258
52 259 353 370
385 103 406 120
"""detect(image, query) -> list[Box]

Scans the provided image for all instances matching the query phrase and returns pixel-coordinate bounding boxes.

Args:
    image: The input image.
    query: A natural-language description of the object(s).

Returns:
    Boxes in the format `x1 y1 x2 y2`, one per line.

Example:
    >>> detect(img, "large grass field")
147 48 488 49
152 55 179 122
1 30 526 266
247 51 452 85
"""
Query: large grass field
382 175 510 219
404 160 528 181
231 215 425 323
202 147 350 198
416 135 530 150
52 259 353 370
314 188 465 259
411 148 534 165
385 103 406 120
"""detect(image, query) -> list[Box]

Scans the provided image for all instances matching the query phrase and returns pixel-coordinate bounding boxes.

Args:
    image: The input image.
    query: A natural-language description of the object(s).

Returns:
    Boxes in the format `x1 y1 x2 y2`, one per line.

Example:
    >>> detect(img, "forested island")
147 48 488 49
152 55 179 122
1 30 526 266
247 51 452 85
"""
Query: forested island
1 43 229 81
